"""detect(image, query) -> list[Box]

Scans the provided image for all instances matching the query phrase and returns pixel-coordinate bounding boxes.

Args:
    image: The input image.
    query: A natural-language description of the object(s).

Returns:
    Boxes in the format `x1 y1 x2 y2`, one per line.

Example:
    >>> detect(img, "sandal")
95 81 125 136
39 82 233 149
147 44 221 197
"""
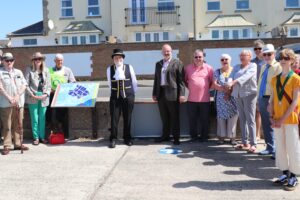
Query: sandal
33 139 39 145
40 139 48 144
247 145 256 153
235 143 250 150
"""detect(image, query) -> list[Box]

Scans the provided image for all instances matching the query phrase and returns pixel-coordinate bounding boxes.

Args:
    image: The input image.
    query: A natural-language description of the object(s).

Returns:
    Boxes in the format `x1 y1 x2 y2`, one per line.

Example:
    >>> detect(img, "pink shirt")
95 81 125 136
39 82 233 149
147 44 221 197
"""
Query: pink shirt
184 63 214 102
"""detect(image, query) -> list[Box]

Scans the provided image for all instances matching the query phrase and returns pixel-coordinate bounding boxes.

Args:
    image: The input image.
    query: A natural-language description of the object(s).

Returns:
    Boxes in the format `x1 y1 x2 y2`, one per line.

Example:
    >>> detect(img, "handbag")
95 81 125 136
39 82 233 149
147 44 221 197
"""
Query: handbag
48 132 65 144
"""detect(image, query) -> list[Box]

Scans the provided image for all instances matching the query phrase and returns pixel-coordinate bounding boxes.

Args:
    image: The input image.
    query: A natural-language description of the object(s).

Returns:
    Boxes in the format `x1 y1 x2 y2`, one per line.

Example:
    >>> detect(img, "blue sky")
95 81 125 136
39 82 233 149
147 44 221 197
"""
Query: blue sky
0 0 43 39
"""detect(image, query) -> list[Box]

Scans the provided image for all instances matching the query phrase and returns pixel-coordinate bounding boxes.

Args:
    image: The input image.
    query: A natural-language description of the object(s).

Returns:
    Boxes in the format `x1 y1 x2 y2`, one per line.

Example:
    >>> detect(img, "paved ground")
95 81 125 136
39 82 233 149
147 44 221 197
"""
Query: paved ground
0 139 299 200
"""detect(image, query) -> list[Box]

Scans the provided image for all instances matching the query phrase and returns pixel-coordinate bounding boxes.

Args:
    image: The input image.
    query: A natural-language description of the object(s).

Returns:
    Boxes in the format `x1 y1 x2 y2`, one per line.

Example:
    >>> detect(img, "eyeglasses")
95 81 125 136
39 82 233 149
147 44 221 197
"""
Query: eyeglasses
4 59 14 63
194 56 202 59
279 56 290 61
254 47 262 51
221 58 228 62
33 58 42 61
263 53 273 57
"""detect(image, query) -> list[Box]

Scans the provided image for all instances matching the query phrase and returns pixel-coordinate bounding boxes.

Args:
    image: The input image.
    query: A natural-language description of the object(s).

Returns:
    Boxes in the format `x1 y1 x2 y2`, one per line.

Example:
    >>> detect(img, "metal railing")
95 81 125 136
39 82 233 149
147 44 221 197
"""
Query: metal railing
125 6 180 27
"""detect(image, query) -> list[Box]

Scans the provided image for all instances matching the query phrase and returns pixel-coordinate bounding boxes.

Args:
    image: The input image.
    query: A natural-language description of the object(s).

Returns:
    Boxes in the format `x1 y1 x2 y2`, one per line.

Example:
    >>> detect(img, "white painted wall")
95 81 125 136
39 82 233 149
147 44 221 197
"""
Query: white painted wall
123 49 179 75
10 36 56 47
44 52 93 77
204 47 254 70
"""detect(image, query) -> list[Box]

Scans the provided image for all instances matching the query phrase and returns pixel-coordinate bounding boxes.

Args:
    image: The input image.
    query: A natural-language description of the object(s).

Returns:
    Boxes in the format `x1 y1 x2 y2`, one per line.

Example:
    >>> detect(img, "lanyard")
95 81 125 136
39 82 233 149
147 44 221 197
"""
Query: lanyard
276 70 294 102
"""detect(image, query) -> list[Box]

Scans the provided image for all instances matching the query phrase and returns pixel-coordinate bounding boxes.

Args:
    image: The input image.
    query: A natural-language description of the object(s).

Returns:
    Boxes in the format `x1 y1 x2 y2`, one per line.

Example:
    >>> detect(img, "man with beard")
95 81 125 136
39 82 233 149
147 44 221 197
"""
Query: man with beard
107 49 138 148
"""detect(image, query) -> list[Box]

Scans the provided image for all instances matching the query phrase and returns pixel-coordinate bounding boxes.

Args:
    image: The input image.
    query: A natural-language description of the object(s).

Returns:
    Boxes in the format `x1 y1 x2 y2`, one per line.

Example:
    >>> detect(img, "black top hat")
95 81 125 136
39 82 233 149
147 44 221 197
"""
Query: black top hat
111 49 125 59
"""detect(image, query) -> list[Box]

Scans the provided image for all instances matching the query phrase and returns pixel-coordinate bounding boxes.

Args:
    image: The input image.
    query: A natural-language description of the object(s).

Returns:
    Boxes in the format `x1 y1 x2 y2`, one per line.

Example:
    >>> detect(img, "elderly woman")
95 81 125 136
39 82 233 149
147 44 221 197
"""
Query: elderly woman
213 54 238 145
269 48 300 191
292 54 300 75
228 50 257 153
25 52 51 145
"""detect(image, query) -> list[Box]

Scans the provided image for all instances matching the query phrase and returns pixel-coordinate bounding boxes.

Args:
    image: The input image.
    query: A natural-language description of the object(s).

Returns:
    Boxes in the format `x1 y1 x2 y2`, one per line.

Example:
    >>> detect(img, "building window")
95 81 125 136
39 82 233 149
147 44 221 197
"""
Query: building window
62 36 69 44
207 0 220 11
154 33 159 42
80 36 87 44
212 30 219 39
223 30 230 39
135 33 142 41
158 0 175 11
232 30 239 39
89 35 97 43
88 0 100 16
145 33 151 42
242 29 250 38
290 27 298 37
163 32 169 40
72 36 78 45
236 0 249 10
23 39 37 46
61 0 73 17
286 0 300 8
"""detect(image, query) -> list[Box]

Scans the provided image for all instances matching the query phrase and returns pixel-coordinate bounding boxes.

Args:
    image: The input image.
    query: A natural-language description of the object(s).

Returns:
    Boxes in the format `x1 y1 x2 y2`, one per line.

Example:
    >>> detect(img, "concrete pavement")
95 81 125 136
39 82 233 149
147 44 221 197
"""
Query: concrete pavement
1 139 299 200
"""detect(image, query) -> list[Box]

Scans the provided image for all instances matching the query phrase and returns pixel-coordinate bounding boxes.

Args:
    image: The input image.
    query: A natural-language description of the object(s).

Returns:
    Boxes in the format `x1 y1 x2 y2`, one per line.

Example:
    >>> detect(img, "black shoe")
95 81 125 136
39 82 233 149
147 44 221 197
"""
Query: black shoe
124 140 133 146
173 140 180 145
188 137 198 143
155 137 170 143
109 140 116 148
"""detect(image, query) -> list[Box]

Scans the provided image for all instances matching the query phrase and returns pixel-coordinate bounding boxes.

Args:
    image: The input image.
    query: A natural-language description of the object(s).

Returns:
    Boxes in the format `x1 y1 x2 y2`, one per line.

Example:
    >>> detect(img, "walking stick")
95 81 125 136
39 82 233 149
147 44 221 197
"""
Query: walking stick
15 105 24 154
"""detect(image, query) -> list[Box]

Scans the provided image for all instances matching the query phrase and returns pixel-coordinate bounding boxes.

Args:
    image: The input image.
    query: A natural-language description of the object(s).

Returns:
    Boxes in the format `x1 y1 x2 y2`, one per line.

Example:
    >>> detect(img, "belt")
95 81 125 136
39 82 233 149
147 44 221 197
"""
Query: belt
262 95 270 98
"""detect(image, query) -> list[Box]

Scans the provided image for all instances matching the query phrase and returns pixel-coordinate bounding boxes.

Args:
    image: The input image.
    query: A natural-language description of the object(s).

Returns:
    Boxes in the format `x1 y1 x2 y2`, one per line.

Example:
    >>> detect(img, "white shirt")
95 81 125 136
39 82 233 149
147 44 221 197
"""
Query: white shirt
161 58 171 86
106 64 138 93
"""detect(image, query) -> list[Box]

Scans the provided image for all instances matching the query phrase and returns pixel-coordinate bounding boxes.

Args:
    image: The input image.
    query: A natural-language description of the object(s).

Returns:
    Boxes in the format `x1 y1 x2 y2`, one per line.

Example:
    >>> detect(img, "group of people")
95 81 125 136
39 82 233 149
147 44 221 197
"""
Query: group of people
109 42 300 191
0 51 75 155
0 41 300 191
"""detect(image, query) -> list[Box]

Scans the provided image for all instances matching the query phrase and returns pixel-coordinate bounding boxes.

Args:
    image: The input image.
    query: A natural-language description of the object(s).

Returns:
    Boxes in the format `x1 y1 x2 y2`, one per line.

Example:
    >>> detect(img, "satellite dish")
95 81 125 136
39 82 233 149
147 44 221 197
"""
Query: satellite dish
48 19 54 30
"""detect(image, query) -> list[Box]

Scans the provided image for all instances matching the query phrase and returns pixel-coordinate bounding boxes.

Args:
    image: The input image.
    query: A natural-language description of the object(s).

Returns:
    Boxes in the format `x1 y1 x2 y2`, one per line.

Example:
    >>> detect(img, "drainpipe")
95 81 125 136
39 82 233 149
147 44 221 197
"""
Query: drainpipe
193 0 196 40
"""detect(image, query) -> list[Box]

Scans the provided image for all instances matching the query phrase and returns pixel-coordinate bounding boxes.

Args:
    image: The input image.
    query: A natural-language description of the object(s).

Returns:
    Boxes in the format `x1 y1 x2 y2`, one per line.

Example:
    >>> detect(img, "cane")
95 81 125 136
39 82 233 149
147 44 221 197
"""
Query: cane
15 105 24 154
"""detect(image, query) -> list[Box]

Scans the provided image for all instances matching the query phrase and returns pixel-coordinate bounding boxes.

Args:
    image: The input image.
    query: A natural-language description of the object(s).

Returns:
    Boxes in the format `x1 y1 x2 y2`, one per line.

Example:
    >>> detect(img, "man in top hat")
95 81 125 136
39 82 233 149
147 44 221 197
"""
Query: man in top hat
257 44 281 156
47 53 76 137
0 52 29 155
107 49 138 148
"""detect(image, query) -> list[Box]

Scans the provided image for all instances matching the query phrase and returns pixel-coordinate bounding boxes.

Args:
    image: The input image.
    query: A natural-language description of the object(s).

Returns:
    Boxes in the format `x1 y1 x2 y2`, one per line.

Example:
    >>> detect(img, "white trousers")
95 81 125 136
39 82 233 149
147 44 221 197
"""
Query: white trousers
274 124 300 175
217 114 238 139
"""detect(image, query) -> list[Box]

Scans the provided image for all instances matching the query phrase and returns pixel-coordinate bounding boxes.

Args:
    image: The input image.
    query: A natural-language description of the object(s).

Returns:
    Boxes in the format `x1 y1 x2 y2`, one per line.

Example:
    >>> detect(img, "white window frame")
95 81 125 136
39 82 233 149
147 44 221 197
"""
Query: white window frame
61 0 73 17
212 30 219 39
23 39 37 46
61 36 69 45
223 30 230 40
286 0 300 8
242 28 250 38
71 36 78 45
135 33 142 42
236 0 249 10
163 32 169 40
289 27 299 37
80 36 87 44
88 0 100 16
158 0 175 11
207 0 220 11
89 35 97 43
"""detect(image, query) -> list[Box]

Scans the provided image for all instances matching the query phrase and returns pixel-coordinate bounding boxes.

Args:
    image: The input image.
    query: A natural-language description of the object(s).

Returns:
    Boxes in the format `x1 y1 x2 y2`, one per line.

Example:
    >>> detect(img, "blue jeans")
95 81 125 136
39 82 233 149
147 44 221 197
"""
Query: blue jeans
258 97 275 153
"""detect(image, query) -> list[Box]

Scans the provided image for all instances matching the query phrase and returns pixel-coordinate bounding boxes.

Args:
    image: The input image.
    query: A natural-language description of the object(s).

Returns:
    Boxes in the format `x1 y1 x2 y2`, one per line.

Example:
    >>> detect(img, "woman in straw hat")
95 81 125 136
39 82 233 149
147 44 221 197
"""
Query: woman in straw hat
25 52 51 145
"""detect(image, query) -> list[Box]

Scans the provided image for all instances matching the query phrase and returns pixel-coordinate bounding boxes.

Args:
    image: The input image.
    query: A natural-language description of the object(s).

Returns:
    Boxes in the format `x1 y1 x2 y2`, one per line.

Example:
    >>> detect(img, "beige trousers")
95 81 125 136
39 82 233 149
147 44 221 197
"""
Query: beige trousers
217 114 238 139
274 124 300 175
0 107 23 148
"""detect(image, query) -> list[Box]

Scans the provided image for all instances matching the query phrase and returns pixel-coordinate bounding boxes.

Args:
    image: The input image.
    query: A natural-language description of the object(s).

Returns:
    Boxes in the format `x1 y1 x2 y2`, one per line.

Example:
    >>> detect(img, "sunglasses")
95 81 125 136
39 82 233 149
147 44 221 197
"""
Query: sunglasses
194 56 202 59
33 58 43 61
263 53 273 57
254 47 262 51
4 59 14 63
221 58 228 62
279 56 290 61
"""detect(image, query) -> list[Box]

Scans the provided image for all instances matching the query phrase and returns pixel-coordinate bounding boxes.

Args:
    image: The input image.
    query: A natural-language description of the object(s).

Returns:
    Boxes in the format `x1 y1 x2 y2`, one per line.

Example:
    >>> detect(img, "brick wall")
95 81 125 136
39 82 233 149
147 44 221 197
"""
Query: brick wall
2 38 299 80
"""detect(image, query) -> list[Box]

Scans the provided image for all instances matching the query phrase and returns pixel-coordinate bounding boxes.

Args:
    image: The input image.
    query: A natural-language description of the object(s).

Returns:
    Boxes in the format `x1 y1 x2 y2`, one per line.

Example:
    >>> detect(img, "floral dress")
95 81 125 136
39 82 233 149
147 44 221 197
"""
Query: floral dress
214 67 238 119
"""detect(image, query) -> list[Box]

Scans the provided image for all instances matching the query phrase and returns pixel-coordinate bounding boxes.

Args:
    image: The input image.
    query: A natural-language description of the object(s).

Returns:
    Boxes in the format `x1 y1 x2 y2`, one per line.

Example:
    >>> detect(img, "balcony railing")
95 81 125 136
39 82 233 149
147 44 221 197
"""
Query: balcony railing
125 6 180 27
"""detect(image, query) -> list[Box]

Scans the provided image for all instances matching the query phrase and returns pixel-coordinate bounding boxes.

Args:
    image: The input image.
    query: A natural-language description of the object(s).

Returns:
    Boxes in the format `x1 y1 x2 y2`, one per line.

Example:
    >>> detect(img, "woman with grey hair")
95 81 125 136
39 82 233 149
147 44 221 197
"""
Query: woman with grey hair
213 54 238 145
228 50 257 153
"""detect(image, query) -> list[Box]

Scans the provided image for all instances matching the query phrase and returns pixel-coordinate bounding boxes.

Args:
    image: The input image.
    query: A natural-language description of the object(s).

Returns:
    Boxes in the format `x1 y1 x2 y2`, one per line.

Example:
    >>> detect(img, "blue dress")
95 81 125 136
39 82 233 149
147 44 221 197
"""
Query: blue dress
214 68 238 119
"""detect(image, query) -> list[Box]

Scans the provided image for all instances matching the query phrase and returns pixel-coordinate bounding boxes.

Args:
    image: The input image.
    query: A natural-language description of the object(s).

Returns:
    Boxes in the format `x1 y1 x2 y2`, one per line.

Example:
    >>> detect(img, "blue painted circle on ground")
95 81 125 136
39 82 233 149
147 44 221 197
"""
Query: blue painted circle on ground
159 148 182 154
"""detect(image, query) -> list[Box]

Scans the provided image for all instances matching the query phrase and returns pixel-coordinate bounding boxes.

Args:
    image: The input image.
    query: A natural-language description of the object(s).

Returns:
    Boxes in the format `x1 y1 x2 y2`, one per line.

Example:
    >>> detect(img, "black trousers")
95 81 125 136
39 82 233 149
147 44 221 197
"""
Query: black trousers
187 101 210 139
157 92 180 141
46 93 69 137
109 96 134 142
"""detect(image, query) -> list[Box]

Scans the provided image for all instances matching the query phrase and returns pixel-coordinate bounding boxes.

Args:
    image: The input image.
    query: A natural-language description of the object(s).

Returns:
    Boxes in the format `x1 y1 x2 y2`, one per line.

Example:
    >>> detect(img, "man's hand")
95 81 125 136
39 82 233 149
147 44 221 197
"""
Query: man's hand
179 96 186 103
152 96 157 102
